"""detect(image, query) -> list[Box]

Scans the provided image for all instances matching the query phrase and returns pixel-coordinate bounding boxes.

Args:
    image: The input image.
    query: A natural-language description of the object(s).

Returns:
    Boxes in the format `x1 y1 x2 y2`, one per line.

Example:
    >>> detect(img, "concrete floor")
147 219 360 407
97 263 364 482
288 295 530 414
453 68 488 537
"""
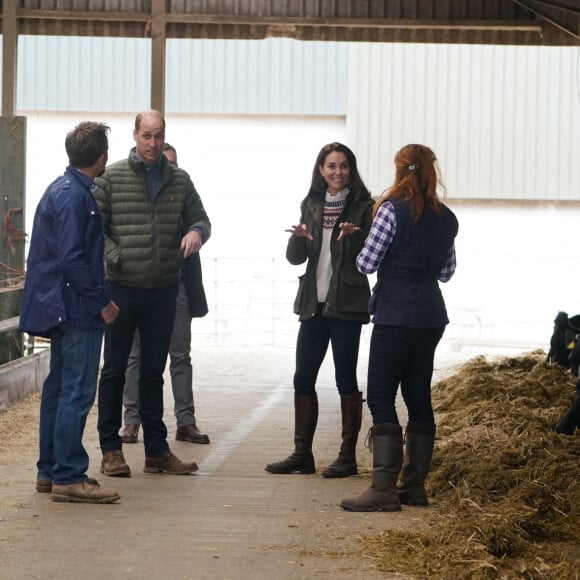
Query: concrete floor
0 346 469 580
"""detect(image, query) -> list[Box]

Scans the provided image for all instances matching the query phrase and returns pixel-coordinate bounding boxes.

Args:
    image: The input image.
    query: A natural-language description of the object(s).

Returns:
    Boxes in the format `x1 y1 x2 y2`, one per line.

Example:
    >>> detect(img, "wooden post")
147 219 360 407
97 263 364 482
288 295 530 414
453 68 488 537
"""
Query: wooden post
150 0 167 115
2 0 18 117
0 116 26 363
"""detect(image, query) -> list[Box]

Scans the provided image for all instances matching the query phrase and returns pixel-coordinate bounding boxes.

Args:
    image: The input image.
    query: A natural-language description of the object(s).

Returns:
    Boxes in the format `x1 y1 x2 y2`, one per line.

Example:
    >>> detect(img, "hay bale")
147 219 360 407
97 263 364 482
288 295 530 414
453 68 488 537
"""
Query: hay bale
359 351 580 579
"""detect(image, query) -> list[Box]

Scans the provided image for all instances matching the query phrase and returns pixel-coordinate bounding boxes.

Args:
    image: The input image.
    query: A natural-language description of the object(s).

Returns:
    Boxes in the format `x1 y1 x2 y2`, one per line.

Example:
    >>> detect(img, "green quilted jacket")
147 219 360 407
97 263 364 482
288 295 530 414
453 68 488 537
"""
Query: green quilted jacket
287 186 373 323
95 149 211 289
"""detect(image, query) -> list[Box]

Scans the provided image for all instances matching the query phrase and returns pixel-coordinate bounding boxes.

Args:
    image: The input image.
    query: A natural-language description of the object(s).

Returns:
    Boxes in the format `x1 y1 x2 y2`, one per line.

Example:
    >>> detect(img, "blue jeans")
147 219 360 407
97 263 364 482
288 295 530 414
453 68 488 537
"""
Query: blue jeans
37 324 104 485
294 304 362 397
366 324 445 425
97 282 177 457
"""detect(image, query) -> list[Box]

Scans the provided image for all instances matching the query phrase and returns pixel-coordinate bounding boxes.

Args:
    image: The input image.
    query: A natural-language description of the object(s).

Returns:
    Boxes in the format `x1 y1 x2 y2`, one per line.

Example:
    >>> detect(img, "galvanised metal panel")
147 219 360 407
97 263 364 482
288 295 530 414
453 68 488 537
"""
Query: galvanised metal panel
17 35 151 112
16 35 347 115
166 38 346 114
348 43 580 200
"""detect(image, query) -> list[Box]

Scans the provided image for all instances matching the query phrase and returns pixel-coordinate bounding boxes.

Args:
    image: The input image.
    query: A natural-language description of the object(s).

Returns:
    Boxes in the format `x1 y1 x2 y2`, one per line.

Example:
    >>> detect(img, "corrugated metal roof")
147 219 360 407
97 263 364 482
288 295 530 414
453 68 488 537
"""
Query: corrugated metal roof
5 1 578 45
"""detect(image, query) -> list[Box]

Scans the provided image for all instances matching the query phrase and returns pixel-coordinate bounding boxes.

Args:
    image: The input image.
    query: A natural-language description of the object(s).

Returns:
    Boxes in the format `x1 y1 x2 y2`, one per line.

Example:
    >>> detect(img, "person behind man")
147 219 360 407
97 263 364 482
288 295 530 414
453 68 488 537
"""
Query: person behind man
19 122 121 504
119 143 210 445
96 110 211 477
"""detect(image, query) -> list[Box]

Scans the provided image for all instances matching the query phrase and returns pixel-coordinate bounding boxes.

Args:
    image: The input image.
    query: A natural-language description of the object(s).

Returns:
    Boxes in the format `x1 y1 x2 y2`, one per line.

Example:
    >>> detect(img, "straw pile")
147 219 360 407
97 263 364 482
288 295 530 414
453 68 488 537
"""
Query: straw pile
360 351 579 579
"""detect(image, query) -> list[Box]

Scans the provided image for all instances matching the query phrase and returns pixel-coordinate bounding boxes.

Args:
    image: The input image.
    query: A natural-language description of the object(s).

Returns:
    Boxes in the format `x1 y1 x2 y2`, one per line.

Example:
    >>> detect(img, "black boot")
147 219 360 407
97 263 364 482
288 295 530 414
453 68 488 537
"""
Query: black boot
340 423 403 512
323 391 363 478
265 394 318 474
397 421 436 506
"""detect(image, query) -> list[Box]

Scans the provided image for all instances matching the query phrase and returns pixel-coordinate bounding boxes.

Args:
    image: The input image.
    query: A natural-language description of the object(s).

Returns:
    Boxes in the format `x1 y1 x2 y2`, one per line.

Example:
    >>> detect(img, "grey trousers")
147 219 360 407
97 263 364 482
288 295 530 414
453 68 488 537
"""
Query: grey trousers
123 282 196 428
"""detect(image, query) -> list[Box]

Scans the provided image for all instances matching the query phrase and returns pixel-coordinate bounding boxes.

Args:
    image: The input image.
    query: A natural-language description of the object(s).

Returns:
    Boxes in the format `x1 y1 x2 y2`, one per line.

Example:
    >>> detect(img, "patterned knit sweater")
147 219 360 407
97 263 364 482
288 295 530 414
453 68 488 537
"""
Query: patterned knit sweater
315 189 348 301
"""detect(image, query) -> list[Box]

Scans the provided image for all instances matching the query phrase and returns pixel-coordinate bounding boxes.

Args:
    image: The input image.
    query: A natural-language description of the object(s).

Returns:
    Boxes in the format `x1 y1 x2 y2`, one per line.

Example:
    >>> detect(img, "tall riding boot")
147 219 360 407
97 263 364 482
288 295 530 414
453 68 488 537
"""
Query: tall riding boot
397 421 436 506
265 394 318 474
340 423 403 512
323 391 363 478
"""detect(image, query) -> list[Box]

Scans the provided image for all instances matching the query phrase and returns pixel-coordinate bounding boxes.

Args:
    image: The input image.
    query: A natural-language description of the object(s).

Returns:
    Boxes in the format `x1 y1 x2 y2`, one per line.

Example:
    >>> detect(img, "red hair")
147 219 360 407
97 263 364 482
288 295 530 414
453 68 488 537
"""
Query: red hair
374 144 445 221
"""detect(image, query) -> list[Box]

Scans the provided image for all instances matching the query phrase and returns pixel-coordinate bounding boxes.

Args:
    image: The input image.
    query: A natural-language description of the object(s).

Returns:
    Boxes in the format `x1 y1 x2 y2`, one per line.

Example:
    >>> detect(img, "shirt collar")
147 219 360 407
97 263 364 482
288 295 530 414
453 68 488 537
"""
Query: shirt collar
325 186 350 201
66 165 95 190
134 148 162 169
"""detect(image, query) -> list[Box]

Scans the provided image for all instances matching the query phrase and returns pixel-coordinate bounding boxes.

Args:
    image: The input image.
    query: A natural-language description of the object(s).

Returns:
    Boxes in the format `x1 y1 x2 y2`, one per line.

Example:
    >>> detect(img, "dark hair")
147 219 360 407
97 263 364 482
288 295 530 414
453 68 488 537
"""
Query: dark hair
65 122 110 168
162 143 178 168
374 144 445 221
134 109 166 132
310 142 371 203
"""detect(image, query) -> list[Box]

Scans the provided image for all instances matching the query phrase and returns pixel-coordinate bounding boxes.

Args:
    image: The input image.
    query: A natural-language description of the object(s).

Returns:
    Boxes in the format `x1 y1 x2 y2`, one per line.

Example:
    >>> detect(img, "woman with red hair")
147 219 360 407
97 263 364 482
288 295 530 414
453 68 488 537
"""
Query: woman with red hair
341 144 458 512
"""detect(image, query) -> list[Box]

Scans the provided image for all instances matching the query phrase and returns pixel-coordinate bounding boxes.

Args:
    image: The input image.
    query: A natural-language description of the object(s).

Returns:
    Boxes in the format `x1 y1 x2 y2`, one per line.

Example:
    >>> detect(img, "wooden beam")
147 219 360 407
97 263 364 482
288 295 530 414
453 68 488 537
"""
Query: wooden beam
15 9 149 24
512 0 580 39
164 16 543 33
11 10 542 33
2 0 18 117
150 0 167 115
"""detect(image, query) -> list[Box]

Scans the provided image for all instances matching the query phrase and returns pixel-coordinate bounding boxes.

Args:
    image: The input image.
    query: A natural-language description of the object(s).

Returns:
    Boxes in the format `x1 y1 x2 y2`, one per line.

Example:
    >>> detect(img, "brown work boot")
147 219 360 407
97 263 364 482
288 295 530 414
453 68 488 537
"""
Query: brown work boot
101 450 131 477
176 423 210 444
51 479 120 504
119 423 140 444
36 478 52 493
144 449 198 475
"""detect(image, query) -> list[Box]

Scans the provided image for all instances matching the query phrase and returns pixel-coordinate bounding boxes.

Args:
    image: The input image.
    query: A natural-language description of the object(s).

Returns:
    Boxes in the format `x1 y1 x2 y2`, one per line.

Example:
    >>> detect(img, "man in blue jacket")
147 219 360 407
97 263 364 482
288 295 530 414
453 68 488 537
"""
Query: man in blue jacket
20 121 120 504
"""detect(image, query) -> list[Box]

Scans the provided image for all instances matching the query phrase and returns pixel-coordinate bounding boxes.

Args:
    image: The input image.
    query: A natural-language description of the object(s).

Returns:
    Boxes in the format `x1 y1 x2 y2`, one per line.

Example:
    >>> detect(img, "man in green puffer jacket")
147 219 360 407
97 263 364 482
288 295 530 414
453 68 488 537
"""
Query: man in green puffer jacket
95 109 211 480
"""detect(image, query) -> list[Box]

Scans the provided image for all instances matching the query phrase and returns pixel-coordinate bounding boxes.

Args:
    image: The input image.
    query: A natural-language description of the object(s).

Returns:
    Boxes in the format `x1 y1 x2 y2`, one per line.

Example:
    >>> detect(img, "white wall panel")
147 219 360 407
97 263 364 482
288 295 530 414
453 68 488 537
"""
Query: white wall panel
165 38 347 115
16 36 347 116
17 36 151 112
348 44 580 200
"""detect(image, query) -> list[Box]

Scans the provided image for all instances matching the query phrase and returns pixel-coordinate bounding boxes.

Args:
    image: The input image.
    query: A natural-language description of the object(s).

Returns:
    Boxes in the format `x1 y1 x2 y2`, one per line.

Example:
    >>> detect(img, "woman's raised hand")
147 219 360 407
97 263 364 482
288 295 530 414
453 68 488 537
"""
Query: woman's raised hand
285 224 314 241
337 221 361 241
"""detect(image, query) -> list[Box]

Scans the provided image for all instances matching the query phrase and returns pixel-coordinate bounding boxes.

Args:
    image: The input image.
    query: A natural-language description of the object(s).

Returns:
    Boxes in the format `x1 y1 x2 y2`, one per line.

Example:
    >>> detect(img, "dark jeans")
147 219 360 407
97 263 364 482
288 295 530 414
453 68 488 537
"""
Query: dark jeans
97 282 178 457
123 282 196 428
294 304 362 397
367 324 445 425
38 324 103 485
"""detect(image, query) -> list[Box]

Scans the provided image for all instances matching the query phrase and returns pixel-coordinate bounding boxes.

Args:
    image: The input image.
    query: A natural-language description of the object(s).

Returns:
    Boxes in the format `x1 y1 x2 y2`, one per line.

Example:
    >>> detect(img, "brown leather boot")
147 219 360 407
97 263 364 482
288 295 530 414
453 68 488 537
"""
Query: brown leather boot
119 423 140 444
101 449 131 477
340 423 403 512
36 478 52 493
397 421 436 506
265 394 318 474
144 449 198 475
322 391 363 478
176 423 210 444
51 479 120 504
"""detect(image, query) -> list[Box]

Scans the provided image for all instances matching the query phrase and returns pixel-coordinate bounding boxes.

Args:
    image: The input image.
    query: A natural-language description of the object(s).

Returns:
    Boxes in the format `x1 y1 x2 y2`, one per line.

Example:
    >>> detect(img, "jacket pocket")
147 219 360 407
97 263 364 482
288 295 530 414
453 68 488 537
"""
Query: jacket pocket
337 277 370 314
293 274 307 315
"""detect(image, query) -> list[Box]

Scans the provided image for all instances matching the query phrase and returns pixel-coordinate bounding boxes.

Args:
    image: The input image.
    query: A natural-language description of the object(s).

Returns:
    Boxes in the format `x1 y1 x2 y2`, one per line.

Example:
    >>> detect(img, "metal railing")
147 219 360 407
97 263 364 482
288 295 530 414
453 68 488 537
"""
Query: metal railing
8 257 547 355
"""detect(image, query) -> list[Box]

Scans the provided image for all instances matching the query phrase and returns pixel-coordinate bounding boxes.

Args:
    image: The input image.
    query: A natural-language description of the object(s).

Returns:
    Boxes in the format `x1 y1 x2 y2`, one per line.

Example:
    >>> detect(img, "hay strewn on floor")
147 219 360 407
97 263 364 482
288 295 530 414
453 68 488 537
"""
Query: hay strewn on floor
361 351 579 580
0 392 40 462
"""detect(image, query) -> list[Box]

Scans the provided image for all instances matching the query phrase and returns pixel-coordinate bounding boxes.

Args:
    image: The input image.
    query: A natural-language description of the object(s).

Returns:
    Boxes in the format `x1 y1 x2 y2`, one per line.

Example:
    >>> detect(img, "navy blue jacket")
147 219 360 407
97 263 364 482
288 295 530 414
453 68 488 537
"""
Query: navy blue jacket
370 199 458 327
19 166 111 338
